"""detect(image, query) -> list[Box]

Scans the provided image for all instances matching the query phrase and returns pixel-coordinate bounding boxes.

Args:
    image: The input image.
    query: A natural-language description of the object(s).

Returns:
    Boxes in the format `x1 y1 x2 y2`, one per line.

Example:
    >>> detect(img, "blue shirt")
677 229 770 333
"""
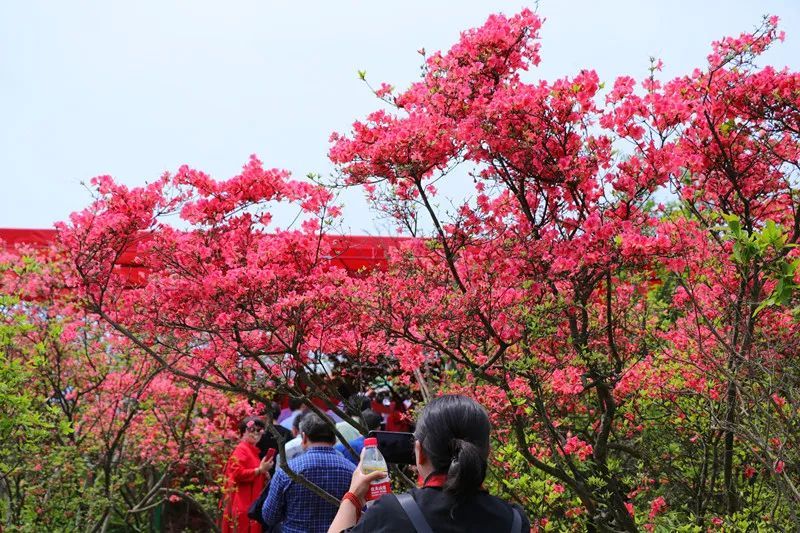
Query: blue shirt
262 445 356 533
334 436 365 466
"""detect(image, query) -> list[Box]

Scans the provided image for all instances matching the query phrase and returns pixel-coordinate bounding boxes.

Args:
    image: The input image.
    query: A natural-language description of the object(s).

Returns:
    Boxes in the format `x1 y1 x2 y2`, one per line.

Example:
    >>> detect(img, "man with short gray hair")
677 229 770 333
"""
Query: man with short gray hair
261 412 356 533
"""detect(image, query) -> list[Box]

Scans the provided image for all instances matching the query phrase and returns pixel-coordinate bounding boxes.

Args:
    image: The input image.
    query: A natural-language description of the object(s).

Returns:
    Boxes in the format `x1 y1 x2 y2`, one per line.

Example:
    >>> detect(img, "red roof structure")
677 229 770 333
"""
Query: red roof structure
0 228 408 275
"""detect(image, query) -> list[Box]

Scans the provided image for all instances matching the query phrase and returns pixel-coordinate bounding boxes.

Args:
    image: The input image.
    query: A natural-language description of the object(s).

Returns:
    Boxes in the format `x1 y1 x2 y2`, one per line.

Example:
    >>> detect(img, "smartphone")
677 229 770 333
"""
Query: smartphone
368 431 416 465
265 448 277 462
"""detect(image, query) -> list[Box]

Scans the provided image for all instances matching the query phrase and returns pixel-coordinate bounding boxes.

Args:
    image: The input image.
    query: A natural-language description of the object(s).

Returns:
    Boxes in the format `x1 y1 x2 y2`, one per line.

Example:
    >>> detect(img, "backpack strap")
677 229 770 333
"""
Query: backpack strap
395 492 434 533
509 506 522 533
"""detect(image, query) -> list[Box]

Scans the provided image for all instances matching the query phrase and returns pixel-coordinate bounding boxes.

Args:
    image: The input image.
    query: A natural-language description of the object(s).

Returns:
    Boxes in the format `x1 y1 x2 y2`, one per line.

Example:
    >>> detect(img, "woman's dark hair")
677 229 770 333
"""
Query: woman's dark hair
414 394 490 501
359 409 383 432
238 416 266 436
261 401 281 422
270 401 282 422
345 393 371 416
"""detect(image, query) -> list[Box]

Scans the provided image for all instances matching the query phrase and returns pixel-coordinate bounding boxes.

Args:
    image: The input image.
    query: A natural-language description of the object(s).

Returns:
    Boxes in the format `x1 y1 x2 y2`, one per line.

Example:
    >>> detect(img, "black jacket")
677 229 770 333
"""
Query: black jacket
342 486 530 533
256 424 293 475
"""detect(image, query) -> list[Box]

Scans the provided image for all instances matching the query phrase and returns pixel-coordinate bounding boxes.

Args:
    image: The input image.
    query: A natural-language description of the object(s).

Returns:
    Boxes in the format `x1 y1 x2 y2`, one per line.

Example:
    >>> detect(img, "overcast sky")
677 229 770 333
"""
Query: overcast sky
2 1 799 234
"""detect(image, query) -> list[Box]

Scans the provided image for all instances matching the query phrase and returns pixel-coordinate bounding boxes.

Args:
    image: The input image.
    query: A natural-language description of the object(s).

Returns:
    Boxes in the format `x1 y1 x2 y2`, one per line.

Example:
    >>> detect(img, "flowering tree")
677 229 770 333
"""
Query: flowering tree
331 9 800 530
331 9 669 530
631 17 800 523
53 156 414 504
5 8 800 532
0 252 243 531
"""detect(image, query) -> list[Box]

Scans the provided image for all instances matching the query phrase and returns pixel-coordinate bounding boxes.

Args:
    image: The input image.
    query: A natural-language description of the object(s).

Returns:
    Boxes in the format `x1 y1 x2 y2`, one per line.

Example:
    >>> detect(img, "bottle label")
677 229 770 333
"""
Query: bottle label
367 479 392 501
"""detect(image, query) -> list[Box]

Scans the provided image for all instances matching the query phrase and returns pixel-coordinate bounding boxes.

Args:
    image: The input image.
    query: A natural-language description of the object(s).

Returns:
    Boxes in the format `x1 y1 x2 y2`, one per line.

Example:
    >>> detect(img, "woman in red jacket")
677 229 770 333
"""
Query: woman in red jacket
221 416 274 533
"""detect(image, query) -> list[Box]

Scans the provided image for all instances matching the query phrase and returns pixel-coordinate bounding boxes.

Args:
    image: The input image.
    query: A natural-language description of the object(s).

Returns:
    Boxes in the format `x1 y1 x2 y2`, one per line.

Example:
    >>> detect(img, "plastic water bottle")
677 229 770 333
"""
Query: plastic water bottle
362 437 391 504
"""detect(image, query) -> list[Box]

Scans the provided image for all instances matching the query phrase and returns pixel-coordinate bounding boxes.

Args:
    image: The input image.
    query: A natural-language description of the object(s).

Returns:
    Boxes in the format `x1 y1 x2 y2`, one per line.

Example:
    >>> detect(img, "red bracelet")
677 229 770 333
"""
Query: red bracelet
342 491 363 520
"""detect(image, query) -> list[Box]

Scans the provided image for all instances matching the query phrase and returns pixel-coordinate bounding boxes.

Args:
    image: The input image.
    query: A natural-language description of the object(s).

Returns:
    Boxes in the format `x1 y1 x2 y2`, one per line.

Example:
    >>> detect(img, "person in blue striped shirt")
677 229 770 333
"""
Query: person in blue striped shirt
262 412 355 533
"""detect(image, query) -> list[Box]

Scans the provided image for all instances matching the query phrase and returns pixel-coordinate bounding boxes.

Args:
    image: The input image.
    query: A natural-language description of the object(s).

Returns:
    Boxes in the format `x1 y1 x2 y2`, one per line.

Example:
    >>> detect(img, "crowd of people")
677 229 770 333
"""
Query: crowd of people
219 394 529 533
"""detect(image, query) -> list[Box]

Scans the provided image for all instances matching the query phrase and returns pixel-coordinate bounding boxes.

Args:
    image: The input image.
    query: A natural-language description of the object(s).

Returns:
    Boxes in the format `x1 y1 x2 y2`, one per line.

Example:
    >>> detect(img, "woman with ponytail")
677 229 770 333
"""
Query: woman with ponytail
328 394 529 533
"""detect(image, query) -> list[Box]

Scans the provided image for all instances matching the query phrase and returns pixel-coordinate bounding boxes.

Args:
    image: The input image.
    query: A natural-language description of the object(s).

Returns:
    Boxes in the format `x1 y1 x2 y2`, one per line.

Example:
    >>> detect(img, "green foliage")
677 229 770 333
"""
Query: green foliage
485 438 586 531
0 297 59 528
720 215 800 315
0 259 224 531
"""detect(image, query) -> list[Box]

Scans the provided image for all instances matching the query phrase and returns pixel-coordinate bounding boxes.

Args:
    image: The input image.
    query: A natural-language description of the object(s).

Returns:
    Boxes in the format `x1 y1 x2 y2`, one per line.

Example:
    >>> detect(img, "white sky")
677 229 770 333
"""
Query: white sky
2 1 799 234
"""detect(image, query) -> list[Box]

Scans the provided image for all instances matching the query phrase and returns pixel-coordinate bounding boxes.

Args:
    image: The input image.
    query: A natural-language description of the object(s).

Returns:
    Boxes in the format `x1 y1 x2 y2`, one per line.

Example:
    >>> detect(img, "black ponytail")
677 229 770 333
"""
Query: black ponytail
445 438 487 501
415 395 490 502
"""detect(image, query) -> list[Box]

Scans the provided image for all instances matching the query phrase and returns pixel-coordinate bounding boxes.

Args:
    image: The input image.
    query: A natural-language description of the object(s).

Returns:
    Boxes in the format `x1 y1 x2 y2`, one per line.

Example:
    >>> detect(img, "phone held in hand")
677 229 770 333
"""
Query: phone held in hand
265 448 276 462
367 431 416 465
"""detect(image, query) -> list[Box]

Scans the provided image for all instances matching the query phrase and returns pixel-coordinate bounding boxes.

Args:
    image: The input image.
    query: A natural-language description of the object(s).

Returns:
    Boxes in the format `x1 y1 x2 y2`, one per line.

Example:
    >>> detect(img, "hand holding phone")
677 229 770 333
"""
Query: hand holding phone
259 448 276 474
265 448 277 462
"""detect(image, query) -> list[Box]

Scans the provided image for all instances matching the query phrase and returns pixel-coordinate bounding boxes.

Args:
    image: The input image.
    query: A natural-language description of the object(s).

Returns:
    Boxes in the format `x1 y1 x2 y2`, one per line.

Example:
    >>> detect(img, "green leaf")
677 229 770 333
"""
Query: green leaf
722 213 741 234
719 118 736 135
754 296 774 317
